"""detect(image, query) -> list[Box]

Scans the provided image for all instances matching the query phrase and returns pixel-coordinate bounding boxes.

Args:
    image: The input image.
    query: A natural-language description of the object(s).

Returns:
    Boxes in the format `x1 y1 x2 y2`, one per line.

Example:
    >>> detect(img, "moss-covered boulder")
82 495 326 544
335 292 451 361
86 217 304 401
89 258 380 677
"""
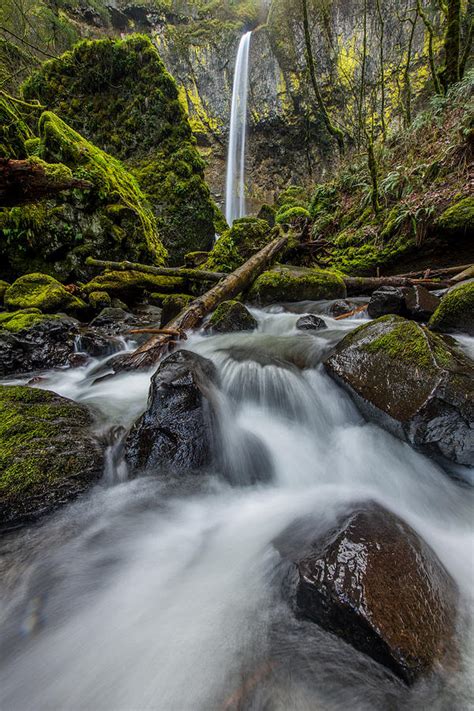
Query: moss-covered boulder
0 308 60 332
84 270 185 301
0 385 104 529
325 315 474 466
203 218 273 273
208 301 257 333
429 282 474 336
88 290 112 310
160 294 194 326
4 273 86 314
436 197 474 234
0 279 10 304
0 105 166 281
22 35 219 264
249 266 346 304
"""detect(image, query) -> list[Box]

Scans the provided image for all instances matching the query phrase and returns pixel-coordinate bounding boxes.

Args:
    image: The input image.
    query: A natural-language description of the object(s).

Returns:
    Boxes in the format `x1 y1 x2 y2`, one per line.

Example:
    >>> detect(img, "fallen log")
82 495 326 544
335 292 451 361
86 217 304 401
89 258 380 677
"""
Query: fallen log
451 265 474 282
85 257 226 283
335 304 367 320
0 157 92 206
343 275 453 295
395 263 473 279
115 235 288 370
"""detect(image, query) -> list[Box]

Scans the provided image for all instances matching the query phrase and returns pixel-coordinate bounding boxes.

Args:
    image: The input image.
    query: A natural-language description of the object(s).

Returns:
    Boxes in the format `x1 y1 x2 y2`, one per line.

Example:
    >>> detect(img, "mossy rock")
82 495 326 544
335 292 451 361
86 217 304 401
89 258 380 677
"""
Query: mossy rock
88 290 112 310
0 385 104 529
0 308 63 333
203 218 273 273
4 273 87 314
436 197 474 234
184 251 210 268
208 300 257 333
160 293 194 326
257 203 276 227
0 279 10 303
248 266 346 304
325 315 474 466
84 270 185 300
276 206 310 225
429 282 474 336
22 35 219 264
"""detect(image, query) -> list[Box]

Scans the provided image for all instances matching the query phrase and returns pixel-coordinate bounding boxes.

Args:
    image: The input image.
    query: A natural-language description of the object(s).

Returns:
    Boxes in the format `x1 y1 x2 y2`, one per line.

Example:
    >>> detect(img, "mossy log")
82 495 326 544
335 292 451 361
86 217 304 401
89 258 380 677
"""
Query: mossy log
0 157 92 206
344 276 453 296
116 236 288 370
85 257 226 282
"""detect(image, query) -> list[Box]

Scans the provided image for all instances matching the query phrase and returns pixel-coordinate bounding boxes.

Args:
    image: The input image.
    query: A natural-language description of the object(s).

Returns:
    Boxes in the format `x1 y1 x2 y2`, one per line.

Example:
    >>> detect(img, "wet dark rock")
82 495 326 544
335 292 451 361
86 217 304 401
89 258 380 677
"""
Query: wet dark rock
294 504 458 685
368 285 440 322
76 329 123 358
0 385 104 530
160 294 194 326
324 315 474 466
329 300 360 317
296 315 327 331
0 315 80 376
208 300 258 333
89 307 137 332
126 350 219 473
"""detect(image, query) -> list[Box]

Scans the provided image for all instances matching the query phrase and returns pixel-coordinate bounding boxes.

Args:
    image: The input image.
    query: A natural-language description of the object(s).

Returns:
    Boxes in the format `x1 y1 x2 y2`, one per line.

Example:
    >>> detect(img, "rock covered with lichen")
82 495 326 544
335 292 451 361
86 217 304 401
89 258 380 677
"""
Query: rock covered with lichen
22 34 222 264
325 315 474 466
0 385 104 529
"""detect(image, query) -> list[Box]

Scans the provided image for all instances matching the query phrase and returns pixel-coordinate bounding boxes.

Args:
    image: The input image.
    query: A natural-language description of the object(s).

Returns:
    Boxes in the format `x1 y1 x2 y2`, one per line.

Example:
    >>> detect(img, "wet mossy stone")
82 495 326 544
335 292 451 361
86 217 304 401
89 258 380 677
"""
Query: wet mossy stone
325 315 474 466
248 266 346 305
0 280 10 303
208 301 257 333
84 270 185 300
436 197 474 234
88 290 112 310
0 385 104 529
160 294 194 326
429 282 474 336
0 308 61 333
275 206 310 225
295 504 458 685
22 35 218 264
4 273 86 315
203 218 273 273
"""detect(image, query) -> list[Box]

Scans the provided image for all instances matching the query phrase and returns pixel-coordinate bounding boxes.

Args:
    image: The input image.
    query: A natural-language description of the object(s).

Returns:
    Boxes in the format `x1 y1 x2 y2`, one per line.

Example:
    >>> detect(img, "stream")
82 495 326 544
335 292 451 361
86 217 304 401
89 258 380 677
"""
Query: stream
0 302 473 711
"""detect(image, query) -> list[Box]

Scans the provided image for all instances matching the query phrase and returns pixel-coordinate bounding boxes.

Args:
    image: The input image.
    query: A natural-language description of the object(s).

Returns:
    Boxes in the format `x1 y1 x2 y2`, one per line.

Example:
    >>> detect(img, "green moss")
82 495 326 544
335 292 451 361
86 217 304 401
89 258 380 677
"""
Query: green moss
203 218 273 273
160 293 194 325
84 270 185 299
0 308 62 333
88 291 112 310
429 282 474 334
0 94 33 158
0 280 10 303
4 273 86 314
248 266 346 304
436 197 474 232
276 206 310 224
361 316 457 369
208 300 257 333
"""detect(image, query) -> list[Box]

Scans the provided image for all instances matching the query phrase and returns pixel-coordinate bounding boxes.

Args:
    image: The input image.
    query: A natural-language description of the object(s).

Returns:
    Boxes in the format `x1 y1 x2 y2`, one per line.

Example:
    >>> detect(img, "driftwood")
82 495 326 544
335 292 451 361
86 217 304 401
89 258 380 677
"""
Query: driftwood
116 235 288 370
85 257 226 283
343 275 453 295
0 157 92 206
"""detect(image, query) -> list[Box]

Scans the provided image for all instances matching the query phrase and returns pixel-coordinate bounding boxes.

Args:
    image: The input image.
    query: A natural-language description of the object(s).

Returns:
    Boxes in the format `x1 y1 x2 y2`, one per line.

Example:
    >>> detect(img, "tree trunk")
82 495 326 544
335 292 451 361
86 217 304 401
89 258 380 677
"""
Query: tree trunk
115 236 288 371
85 257 226 282
0 157 91 206
441 0 461 89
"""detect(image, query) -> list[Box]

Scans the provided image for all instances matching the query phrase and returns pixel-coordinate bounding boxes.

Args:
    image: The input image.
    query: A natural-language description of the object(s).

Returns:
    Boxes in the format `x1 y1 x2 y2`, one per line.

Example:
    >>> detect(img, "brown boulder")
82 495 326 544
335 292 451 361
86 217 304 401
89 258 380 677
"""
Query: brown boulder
295 505 458 684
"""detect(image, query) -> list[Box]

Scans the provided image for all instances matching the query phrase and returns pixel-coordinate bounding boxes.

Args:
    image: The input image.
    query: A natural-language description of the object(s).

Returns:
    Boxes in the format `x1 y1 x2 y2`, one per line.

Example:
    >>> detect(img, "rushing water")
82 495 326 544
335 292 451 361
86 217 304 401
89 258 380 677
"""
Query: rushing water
225 31 252 226
0 304 473 711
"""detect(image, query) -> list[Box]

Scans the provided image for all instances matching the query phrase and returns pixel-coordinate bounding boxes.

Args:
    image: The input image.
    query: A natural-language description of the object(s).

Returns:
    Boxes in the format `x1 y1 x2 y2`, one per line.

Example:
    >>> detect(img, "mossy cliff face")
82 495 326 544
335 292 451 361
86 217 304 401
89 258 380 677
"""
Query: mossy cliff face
325 315 474 466
249 265 346 304
0 100 166 281
22 35 220 263
0 385 104 529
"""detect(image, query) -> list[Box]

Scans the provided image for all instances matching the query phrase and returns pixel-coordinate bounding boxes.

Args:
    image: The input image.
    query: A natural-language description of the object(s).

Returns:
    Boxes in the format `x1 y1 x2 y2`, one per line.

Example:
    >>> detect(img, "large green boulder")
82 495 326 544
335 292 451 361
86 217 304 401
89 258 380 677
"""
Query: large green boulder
429 282 474 336
204 218 272 273
22 35 220 264
4 273 86 314
0 386 104 528
436 197 474 234
249 266 346 304
325 315 474 466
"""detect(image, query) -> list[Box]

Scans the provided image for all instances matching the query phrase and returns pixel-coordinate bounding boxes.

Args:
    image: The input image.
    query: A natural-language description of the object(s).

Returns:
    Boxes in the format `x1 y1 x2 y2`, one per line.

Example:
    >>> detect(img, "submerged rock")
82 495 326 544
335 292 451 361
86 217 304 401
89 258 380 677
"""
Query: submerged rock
208 301 257 333
367 285 439 322
324 315 474 466
294 504 458 684
4 273 87 315
296 314 327 331
126 350 219 473
0 385 104 529
0 312 79 376
429 282 474 336
249 266 346 305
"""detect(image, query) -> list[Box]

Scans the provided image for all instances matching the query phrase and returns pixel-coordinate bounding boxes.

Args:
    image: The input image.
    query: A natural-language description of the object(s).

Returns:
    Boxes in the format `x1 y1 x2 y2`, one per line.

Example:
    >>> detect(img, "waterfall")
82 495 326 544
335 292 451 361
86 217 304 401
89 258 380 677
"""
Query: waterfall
225 31 252 226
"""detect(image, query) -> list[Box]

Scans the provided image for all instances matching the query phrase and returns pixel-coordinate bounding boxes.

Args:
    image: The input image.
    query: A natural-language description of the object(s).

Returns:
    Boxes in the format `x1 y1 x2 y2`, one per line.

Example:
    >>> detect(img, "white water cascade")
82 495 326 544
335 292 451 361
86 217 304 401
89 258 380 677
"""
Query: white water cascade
225 31 252 226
